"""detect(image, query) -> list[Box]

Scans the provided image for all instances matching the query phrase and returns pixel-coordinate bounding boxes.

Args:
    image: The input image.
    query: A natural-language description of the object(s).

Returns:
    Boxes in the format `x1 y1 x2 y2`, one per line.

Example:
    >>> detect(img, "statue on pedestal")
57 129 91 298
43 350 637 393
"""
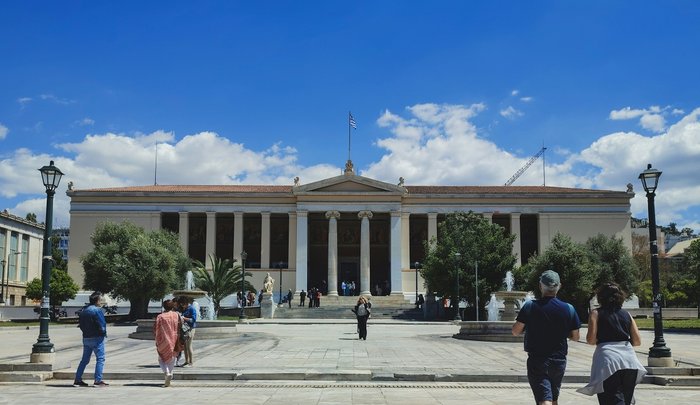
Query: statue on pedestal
263 272 274 294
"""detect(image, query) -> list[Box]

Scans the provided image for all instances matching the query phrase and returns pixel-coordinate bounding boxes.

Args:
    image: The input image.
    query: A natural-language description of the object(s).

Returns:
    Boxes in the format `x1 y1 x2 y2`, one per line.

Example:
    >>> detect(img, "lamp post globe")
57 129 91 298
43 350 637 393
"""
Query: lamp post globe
239 251 248 321
453 252 461 321
639 164 673 367
31 160 63 363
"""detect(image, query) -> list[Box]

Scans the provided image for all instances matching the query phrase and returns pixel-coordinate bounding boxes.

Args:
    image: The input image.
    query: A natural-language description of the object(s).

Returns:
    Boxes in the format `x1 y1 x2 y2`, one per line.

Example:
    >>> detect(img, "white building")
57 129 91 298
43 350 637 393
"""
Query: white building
67 168 634 300
0 210 44 306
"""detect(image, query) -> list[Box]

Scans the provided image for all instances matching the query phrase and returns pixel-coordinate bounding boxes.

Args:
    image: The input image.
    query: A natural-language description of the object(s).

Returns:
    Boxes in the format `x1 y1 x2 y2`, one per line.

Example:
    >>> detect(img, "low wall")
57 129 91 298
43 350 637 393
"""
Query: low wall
626 308 698 319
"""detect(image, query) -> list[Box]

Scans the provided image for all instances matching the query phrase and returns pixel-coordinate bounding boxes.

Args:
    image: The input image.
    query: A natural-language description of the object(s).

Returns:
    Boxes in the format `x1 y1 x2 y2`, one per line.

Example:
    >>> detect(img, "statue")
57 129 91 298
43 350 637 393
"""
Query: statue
294 176 300 186
398 177 404 186
263 272 274 293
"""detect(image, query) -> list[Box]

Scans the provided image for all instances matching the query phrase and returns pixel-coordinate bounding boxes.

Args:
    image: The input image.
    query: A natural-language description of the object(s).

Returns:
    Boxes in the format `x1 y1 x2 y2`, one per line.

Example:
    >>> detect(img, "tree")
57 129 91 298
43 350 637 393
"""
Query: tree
81 222 191 319
519 233 595 321
420 212 517 318
192 255 254 316
585 234 638 296
25 212 37 223
26 268 79 320
683 239 700 317
50 235 67 271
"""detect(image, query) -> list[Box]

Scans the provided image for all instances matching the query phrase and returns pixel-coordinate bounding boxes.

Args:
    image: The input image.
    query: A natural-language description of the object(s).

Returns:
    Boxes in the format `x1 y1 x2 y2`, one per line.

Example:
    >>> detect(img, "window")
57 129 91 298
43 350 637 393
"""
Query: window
20 236 29 282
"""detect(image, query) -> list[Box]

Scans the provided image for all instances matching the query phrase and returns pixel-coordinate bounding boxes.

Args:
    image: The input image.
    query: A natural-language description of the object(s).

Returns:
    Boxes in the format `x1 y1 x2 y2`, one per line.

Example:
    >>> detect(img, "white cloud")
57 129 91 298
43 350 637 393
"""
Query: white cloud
500 106 523 119
520 96 534 102
0 123 8 140
74 117 95 126
17 97 32 107
609 105 671 133
39 94 75 105
511 89 519 96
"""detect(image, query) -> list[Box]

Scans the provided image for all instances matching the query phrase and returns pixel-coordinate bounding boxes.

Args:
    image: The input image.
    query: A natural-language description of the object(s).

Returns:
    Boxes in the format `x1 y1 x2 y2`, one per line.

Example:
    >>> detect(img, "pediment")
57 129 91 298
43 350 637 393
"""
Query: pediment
294 174 406 195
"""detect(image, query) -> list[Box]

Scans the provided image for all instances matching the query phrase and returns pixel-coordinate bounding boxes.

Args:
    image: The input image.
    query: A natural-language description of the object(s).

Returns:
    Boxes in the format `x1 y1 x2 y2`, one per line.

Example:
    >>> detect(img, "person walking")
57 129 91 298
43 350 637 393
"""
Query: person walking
154 299 182 387
286 289 293 309
177 296 197 367
73 291 109 387
577 283 646 404
512 270 581 405
352 296 371 340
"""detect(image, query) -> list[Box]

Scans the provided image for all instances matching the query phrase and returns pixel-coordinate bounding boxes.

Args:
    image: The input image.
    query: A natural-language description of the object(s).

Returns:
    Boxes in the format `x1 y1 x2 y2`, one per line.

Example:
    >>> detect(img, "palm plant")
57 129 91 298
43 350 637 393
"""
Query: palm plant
192 255 254 315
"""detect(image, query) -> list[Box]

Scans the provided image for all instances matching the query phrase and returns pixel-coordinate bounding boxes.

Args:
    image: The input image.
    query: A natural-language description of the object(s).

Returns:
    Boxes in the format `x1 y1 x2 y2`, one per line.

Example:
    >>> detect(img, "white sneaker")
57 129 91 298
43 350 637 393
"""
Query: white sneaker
164 373 172 387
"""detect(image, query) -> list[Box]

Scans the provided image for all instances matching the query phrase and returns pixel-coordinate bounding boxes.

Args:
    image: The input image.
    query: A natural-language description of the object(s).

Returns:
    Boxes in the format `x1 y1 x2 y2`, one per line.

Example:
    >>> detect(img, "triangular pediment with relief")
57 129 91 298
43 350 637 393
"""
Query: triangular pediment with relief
294 174 406 195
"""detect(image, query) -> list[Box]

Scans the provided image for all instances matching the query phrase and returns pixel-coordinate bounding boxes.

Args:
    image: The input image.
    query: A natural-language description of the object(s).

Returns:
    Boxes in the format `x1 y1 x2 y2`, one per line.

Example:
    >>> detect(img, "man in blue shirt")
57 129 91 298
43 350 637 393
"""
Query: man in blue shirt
512 270 581 405
74 291 108 387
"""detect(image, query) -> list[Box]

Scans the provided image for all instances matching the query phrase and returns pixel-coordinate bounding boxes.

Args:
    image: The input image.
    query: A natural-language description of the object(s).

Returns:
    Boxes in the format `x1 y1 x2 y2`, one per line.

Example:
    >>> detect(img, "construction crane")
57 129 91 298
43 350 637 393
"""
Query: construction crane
504 146 547 186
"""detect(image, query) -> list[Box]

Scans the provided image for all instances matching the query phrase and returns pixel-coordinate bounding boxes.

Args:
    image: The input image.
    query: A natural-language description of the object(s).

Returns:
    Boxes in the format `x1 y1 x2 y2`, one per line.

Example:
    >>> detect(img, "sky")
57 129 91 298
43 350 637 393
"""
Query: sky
1 1 699 233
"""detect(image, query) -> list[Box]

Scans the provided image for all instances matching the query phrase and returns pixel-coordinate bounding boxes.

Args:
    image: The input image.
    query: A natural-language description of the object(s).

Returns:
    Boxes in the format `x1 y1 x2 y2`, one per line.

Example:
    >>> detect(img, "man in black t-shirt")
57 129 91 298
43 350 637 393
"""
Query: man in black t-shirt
512 270 581 405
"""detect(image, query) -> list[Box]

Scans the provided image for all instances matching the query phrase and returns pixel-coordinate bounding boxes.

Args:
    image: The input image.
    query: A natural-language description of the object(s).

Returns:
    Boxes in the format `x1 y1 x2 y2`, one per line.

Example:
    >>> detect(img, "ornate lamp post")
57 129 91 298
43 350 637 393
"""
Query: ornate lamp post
31 160 63 363
0 258 6 304
239 251 248 321
453 252 461 321
414 261 420 305
639 164 674 367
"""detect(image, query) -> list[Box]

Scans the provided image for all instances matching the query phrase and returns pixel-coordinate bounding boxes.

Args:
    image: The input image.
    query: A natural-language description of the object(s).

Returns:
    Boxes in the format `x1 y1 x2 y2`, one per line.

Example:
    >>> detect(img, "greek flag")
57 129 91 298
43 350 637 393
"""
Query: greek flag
349 113 357 129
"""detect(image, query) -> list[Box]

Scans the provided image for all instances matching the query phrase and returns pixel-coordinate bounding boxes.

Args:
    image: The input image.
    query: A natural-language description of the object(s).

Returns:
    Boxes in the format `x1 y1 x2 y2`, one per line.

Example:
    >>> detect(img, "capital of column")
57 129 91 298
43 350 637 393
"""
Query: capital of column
325 210 341 220
358 210 373 220
390 210 402 218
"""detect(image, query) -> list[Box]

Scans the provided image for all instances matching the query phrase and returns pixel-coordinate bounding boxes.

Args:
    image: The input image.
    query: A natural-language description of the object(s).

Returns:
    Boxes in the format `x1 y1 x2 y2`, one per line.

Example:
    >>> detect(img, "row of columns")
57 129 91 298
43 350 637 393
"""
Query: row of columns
175 210 526 295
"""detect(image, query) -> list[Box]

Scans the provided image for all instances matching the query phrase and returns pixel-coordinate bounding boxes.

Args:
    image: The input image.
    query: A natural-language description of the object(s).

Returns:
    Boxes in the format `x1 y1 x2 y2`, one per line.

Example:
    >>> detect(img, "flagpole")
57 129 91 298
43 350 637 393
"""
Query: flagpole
348 111 352 162
154 142 158 185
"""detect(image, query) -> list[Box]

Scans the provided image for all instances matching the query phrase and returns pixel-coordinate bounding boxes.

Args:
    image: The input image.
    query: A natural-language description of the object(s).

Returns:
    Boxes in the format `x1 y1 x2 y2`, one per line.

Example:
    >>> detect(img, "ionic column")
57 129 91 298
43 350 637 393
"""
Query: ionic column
428 213 438 247
261 212 271 269
401 212 410 271
234 212 244 263
537 213 550 255
178 212 189 255
390 211 403 296
510 213 522 267
205 212 216 268
358 210 373 295
295 211 308 294
326 210 341 297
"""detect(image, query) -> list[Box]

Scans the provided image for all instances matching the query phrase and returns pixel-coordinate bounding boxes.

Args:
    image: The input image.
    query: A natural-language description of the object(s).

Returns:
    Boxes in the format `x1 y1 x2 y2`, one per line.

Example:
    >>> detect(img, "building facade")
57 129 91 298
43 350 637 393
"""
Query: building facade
67 170 634 299
0 210 44 306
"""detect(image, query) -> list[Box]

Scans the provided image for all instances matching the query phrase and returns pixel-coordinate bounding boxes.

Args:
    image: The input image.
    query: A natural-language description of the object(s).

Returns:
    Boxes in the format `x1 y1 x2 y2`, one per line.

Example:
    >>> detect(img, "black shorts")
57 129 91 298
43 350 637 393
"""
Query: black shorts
526 355 567 403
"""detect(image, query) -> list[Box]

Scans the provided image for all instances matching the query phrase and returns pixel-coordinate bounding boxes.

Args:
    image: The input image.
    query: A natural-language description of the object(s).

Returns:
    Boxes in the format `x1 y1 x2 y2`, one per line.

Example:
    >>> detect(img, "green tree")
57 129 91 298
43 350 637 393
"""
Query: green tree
81 222 191 319
50 235 67 271
683 239 700 316
26 268 79 320
585 234 638 296
519 233 595 321
25 212 37 223
192 255 254 316
421 212 516 318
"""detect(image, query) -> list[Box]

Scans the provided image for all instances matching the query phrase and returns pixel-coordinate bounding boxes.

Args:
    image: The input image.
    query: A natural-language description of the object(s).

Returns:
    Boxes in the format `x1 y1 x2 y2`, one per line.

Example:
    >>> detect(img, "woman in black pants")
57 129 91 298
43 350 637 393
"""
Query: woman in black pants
578 283 646 404
352 296 371 340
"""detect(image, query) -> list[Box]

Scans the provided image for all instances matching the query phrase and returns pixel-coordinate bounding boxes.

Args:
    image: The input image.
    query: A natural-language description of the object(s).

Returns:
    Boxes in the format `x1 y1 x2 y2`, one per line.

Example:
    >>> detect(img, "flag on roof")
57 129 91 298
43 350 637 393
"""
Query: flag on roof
349 112 357 129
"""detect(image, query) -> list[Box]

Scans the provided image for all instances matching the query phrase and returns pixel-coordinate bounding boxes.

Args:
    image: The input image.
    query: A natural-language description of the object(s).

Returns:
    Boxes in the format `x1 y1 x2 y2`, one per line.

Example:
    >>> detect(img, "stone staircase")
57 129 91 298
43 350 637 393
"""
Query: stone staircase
0 363 53 382
644 366 700 386
273 295 420 319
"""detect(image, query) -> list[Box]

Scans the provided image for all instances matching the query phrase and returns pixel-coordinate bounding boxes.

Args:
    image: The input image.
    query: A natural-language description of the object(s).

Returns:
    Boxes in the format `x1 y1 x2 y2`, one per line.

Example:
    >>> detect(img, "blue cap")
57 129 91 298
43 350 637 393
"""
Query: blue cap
539 270 560 287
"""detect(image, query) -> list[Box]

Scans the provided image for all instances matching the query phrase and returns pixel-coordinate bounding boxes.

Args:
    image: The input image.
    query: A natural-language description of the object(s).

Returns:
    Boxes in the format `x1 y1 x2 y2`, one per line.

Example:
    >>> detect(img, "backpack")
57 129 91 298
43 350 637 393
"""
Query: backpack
356 304 368 317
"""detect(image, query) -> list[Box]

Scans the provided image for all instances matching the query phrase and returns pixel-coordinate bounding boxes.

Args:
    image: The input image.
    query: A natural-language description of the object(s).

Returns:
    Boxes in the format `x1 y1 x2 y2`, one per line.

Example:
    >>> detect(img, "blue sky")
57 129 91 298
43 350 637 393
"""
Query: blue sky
1 1 699 232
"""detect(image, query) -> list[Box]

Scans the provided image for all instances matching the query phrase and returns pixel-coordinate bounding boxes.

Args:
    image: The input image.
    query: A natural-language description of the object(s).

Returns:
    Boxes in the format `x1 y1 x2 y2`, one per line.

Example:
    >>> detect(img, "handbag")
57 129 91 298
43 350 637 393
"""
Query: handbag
179 315 192 342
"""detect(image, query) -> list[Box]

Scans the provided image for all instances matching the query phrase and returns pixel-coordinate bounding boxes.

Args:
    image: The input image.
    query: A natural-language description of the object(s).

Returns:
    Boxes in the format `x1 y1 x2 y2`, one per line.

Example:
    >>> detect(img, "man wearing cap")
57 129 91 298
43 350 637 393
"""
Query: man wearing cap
512 270 581 405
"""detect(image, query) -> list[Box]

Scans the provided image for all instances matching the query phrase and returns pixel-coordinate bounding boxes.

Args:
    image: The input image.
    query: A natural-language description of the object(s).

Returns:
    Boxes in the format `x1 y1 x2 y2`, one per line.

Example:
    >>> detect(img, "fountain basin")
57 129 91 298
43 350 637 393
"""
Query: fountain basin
128 319 239 340
493 290 529 321
452 321 523 342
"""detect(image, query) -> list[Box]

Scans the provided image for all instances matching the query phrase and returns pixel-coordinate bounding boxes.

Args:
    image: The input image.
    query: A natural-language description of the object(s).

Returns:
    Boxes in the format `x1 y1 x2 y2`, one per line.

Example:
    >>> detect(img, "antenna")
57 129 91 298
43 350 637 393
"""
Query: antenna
154 142 158 185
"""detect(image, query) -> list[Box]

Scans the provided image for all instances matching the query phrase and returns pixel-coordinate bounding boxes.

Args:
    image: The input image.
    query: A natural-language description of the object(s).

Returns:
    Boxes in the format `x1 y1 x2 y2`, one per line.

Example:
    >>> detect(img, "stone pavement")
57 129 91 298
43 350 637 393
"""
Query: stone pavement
1 319 700 404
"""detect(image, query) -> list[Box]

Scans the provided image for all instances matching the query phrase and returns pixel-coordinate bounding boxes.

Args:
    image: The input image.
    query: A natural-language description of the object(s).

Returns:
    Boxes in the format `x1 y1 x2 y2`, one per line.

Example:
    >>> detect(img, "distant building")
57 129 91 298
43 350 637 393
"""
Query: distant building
0 210 44 306
67 167 634 300
52 227 70 263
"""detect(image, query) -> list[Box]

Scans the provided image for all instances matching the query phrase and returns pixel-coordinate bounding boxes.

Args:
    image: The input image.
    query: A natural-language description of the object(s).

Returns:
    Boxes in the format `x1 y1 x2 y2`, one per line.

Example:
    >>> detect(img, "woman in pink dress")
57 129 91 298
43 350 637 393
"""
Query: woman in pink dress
154 299 182 387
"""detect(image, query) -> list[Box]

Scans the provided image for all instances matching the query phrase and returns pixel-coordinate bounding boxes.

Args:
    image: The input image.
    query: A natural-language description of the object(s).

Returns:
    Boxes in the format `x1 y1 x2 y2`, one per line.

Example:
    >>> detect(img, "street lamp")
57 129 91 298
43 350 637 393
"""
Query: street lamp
474 261 479 322
639 163 674 367
239 251 248 321
453 252 461 321
0 258 6 304
31 160 63 363
414 261 420 305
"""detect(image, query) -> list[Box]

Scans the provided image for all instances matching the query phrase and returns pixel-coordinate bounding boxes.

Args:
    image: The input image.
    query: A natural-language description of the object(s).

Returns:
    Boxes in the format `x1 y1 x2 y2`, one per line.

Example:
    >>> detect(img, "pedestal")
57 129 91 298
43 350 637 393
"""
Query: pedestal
260 292 276 319
30 352 55 364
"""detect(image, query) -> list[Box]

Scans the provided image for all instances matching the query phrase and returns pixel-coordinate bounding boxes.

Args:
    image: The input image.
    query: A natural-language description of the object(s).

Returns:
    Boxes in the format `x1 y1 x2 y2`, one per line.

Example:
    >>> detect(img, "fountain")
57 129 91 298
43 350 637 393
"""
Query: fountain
129 269 237 339
453 270 531 342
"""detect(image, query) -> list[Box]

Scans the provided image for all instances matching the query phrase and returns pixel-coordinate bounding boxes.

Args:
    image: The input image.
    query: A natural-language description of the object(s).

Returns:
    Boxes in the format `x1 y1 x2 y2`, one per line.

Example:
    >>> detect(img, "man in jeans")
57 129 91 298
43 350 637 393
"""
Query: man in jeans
73 291 109 387
512 270 580 405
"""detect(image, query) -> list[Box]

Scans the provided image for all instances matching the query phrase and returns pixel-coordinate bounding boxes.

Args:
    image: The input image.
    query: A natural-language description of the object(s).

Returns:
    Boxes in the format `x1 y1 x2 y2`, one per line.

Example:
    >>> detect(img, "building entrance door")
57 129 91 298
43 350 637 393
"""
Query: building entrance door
339 260 359 296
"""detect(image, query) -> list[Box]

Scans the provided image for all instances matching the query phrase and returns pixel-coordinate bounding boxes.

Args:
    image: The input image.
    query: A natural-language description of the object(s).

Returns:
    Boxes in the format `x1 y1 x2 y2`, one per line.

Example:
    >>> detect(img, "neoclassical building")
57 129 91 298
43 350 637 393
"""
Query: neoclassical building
1 210 44 306
67 168 634 300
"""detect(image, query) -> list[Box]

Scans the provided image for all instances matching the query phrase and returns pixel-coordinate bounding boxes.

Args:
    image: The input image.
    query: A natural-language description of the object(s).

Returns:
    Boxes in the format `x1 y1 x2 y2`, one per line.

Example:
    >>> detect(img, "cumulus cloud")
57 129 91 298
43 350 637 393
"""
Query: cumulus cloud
609 105 668 133
0 130 340 224
0 123 7 140
500 106 524 119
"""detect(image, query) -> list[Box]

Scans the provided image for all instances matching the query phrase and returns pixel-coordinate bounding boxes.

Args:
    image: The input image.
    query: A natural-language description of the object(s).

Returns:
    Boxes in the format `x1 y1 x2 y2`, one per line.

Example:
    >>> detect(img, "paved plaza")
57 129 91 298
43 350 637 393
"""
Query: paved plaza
1 319 700 404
